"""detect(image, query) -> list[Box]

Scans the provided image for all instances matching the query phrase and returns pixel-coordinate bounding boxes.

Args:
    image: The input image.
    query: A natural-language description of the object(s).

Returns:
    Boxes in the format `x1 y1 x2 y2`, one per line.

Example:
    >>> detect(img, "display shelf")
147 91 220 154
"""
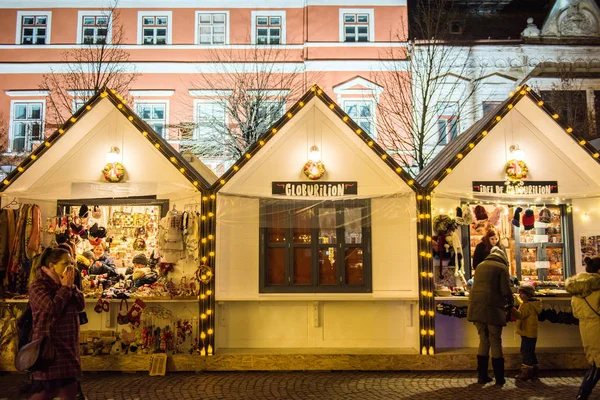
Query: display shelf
1 298 199 303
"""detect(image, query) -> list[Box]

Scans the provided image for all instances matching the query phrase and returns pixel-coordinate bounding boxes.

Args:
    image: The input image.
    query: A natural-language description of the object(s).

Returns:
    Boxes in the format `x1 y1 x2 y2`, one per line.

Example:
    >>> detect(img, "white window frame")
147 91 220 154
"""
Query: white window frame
342 98 377 139
193 99 228 142
72 98 87 114
436 101 459 146
194 11 230 45
16 11 52 45
137 11 172 45
8 99 46 154
251 11 286 45
135 100 169 139
339 9 374 43
76 10 112 45
255 99 286 129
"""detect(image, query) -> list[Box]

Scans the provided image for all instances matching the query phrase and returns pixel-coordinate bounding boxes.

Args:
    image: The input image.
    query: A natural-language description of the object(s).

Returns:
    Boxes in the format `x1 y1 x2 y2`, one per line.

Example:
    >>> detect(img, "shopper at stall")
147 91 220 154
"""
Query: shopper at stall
90 243 117 277
125 253 148 275
27 246 85 400
511 284 542 381
566 256 600 400
472 228 500 271
467 246 513 385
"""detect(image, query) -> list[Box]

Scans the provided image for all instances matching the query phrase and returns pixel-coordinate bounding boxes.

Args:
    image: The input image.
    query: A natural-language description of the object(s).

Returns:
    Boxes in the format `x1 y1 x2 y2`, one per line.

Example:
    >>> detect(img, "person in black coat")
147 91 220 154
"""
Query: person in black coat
472 228 500 271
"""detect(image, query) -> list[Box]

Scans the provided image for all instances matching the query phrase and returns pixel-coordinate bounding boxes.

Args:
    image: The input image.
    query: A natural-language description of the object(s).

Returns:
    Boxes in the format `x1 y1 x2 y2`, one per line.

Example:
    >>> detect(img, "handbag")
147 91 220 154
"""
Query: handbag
14 306 55 372
117 299 129 325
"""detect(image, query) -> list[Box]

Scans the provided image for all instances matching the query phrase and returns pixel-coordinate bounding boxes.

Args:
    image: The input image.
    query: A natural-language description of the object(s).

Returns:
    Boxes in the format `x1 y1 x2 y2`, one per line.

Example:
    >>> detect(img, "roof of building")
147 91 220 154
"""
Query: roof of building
211 85 420 192
408 0 600 42
0 89 212 193
416 84 600 190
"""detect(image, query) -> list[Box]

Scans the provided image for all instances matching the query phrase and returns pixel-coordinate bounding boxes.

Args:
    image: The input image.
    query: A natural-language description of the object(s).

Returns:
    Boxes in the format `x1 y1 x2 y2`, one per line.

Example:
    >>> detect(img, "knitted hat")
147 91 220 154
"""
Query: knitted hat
488 207 501 227
522 208 535 230
474 205 488 221
79 204 89 218
462 204 474 225
512 207 523 227
538 207 552 224
518 284 536 298
132 253 148 266
455 206 464 225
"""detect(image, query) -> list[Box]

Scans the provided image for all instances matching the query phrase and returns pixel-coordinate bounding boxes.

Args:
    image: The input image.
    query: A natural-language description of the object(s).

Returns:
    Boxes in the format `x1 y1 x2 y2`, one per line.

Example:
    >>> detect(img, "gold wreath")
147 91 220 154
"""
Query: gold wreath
302 160 326 180
102 162 125 183
505 159 528 181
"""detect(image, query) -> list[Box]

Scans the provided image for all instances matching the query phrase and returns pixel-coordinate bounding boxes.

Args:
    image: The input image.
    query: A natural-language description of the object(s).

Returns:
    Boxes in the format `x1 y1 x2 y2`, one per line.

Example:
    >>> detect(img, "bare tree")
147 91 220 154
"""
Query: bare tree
179 45 309 163
373 0 485 174
40 1 138 128
0 113 27 178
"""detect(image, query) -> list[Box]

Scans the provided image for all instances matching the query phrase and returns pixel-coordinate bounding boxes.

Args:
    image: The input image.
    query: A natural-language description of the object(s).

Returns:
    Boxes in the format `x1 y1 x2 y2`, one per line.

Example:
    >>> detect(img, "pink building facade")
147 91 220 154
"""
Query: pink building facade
0 0 408 176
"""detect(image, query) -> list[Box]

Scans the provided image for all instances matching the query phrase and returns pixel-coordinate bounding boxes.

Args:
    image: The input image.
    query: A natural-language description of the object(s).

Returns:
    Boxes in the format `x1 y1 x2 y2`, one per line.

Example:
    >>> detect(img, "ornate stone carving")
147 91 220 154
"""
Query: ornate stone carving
522 17 541 38
558 0 598 36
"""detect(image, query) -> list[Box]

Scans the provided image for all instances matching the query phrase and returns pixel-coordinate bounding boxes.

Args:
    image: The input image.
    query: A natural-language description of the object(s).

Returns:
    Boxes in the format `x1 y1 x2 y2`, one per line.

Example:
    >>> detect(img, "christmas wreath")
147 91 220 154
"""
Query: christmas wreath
302 160 326 180
102 162 125 183
505 159 528 181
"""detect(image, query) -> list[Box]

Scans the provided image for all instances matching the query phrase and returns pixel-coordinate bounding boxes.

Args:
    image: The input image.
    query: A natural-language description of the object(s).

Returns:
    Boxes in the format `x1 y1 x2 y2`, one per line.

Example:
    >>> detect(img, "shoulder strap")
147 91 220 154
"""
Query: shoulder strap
584 296 600 318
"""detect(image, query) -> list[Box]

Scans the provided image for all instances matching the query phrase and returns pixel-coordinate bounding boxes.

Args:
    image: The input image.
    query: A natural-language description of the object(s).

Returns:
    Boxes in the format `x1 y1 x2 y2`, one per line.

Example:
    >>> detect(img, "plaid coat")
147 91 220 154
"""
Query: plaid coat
28 272 85 380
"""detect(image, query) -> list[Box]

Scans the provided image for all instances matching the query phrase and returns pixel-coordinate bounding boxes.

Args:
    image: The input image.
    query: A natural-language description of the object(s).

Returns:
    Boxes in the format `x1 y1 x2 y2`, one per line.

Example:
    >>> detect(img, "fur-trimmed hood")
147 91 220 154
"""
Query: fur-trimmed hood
565 272 600 297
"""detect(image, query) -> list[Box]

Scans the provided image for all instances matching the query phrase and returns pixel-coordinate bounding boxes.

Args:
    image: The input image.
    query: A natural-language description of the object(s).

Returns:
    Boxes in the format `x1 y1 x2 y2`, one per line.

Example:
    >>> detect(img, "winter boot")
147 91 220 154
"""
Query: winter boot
476 355 493 384
532 364 539 380
491 357 506 385
514 364 534 381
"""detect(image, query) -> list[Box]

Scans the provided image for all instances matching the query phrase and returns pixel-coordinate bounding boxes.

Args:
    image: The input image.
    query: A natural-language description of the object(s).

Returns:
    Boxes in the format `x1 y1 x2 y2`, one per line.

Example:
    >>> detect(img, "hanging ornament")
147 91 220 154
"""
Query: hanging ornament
102 162 125 183
504 159 528 186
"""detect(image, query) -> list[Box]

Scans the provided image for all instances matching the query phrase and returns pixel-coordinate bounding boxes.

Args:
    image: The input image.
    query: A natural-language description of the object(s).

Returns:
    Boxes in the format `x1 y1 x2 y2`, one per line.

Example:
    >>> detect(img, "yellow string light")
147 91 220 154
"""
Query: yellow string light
469 143 475 149
299 101 304 107
259 140 265 146
170 157 176 163
193 181 199 186
272 128 277 134
210 194 215 200
495 116 502 121
421 329 427 335
142 131 148 136
507 104 513 109
3 180 9 185
408 180 414 185
246 154 251 159
208 234 214 240
287 112 293 118
426 236 432 242
59 129 65 134
580 140 586 145
420 310 426 316
179 168 185 173
220 179 226 185
538 100 544 106
425 195 431 200
381 154 387 160
128 116 134 121
482 130 488 136
117 104 123 109
417 195 423 200
233 165 239 171
368 141 374 147
208 212 214 217
428 311 435 317
356 129 362 134
154 143 160 149
445 168 452 174
343 116 349 122
427 272 433 278
70 117 77 123
552 114 559 119
566 127 573 133
17 167 24 172
395 167 402 173
594 153 599 158
86 105 92 110
418 234 424 240
433 180 439 186
44 142 51 147
329 104 335 109
428 330 435 335
31 155 37 160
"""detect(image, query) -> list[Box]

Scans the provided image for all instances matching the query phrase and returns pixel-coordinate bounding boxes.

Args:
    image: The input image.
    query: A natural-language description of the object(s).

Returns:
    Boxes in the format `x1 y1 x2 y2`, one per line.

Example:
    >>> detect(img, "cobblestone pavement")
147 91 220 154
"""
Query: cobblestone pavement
0 370 598 400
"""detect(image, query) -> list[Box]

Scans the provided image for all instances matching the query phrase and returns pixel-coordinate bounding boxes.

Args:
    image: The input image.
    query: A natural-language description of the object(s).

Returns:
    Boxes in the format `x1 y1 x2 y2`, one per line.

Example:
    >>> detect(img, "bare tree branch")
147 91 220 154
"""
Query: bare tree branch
373 0 487 174
40 0 138 129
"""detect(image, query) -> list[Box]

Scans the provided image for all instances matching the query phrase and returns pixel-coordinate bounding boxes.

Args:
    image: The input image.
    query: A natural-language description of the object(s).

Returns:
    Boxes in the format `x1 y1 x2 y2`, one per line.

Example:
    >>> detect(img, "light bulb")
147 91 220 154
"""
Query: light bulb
309 145 321 162
510 144 526 161
106 146 120 163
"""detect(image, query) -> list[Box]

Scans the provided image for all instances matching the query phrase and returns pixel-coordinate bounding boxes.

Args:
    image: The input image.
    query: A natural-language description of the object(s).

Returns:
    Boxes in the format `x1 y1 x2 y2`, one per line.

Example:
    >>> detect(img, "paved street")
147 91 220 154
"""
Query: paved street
0 370 598 400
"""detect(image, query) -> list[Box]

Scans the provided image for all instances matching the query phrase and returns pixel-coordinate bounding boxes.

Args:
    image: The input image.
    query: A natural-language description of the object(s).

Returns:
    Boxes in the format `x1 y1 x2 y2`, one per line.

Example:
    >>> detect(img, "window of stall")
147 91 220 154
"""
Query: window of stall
259 199 372 293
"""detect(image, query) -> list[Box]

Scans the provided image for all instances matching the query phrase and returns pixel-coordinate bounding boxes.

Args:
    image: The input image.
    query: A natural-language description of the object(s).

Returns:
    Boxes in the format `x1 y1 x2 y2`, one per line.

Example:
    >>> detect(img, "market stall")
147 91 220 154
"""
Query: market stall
210 86 421 351
0 89 217 370
416 85 600 350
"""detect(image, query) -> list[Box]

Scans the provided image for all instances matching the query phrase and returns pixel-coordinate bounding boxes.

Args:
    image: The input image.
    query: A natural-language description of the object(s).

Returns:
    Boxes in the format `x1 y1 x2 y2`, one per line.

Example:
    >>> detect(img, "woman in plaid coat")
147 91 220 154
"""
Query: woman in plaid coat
28 247 85 400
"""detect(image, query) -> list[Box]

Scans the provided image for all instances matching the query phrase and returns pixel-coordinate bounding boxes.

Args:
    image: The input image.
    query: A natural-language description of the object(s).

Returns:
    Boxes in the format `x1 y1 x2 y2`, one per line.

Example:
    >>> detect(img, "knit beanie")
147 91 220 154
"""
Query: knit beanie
474 205 488 221
132 253 148 266
522 208 535 230
462 204 474 225
512 207 523 227
518 284 536 298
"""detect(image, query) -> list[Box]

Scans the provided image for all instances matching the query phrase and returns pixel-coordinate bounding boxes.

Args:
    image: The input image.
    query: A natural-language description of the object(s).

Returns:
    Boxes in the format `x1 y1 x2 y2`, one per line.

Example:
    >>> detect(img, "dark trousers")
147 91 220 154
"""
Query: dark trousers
579 362 600 397
520 336 538 366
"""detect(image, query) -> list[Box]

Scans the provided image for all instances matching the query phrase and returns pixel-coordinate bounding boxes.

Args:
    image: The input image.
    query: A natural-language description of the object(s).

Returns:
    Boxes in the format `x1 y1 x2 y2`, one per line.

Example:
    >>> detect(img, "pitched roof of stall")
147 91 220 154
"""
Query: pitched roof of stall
211 84 420 192
416 84 600 191
0 88 211 193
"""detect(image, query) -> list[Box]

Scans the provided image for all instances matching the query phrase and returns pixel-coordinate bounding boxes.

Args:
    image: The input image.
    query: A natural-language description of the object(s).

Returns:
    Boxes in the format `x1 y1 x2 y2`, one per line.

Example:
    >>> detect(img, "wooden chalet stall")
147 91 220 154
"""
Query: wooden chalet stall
0 89 218 371
210 86 422 353
416 85 600 354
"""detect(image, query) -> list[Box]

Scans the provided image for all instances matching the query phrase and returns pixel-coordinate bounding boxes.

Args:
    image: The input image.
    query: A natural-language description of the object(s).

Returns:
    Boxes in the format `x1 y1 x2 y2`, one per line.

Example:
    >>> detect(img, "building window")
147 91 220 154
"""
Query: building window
344 100 376 138
196 12 227 45
72 98 87 114
81 15 109 44
141 15 168 45
256 100 285 132
260 200 372 293
194 101 226 141
136 102 168 138
251 11 285 45
437 102 459 145
340 9 374 42
9 102 44 153
18 13 51 45
482 101 502 116
541 90 596 139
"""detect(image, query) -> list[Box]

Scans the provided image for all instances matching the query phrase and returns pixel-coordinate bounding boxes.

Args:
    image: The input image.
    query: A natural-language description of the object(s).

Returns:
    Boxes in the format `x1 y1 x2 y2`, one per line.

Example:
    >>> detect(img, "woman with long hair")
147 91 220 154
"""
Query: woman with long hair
27 247 85 400
472 228 500 271
566 256 600 400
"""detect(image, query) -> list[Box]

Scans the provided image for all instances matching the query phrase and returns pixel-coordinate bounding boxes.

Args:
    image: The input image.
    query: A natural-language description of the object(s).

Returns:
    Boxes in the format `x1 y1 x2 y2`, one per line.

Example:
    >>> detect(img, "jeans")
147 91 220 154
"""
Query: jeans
579 362 600 397
520 336 538 366
474 322 504 358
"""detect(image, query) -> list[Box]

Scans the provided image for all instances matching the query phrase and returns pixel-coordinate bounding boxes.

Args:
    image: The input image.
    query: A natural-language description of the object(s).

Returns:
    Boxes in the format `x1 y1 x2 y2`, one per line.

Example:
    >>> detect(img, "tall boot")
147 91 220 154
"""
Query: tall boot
476 355 493 384
491 357 505 385
532 364 539 380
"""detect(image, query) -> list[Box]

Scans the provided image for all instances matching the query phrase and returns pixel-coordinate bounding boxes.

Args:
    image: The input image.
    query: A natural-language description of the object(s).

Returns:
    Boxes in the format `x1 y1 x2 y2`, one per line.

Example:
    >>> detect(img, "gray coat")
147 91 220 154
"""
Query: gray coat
467 249 514 326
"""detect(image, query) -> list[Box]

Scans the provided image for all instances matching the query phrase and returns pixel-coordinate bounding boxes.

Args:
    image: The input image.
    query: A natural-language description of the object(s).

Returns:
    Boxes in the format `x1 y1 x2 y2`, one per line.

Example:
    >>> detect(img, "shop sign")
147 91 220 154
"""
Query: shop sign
472 181 558 195
272 182 358 197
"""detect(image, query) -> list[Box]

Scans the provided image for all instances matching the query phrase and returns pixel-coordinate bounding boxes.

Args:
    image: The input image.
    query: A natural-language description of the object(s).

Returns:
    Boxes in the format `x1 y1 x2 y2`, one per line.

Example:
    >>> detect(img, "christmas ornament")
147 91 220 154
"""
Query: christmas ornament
102 162 125 183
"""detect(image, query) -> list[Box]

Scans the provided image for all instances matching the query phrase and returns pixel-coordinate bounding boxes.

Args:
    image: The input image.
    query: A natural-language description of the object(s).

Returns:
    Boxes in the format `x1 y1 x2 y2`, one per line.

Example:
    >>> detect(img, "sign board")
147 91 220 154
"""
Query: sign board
535 261 550 269
472 181 558 195
272 181 358 197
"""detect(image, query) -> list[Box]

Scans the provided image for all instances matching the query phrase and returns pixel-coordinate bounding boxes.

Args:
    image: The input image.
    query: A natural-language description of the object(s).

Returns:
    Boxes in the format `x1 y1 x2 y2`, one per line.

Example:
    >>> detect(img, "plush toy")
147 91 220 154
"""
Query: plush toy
110 340 124 355
91 337 105 356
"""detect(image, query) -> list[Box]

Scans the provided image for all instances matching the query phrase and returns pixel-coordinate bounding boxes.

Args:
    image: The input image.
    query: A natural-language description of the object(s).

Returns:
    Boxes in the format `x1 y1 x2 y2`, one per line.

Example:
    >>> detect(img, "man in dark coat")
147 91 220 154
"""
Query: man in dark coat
467 246 513 385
